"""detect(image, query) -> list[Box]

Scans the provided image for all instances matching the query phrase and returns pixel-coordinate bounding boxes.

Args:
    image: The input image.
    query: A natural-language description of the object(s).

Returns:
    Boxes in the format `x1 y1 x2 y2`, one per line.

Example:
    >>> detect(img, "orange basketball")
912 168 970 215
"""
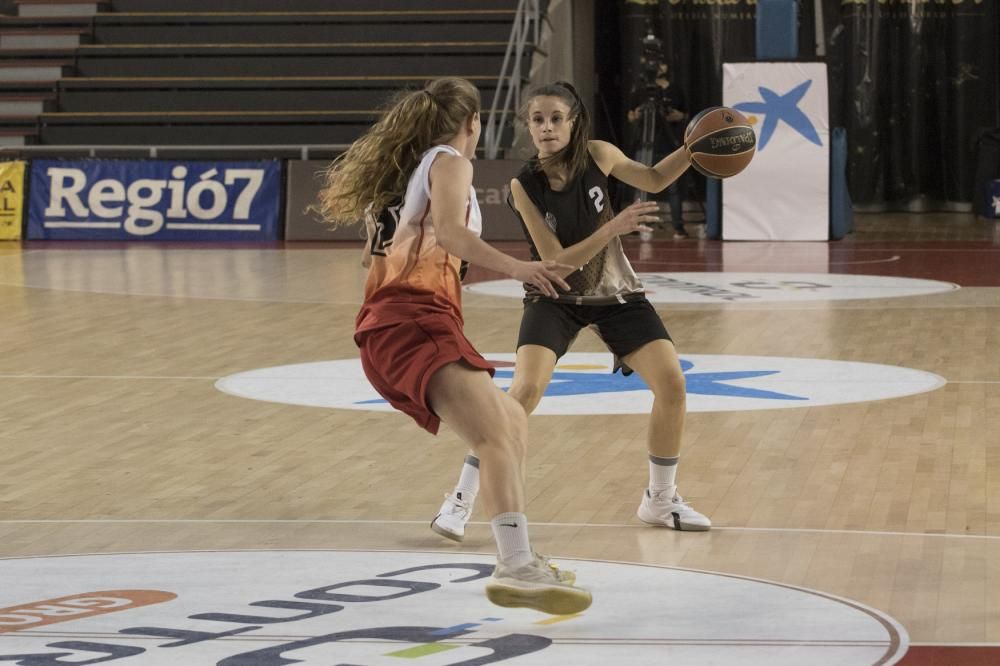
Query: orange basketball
683 107 756 178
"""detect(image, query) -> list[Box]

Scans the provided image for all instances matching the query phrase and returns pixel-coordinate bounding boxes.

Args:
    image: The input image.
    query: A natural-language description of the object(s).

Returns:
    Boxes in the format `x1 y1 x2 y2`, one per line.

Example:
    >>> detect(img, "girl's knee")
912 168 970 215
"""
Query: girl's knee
651 366 686 403
508 380 546 413
466 398 527 458
503 397 528 443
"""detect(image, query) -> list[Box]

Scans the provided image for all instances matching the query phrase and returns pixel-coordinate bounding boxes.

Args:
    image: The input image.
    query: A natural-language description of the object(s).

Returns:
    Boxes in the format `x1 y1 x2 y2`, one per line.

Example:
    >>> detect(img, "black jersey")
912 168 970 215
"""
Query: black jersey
509 153 643 303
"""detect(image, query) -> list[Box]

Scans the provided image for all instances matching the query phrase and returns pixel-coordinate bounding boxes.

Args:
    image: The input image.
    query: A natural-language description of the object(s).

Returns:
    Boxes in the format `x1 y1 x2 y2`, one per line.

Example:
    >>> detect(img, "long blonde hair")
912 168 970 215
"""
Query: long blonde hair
317 77 481 226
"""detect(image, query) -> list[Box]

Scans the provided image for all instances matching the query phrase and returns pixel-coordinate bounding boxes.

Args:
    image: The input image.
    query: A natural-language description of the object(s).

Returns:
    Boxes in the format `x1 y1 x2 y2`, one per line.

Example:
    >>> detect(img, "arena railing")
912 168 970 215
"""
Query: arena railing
483 0 544 160
0 144 351 159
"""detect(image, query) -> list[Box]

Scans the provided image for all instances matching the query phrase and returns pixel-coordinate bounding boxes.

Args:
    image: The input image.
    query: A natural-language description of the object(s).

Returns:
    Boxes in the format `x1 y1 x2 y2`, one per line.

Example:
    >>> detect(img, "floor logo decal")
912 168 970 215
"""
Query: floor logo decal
464 272 958 303
0 550 908 665
217 353 945 415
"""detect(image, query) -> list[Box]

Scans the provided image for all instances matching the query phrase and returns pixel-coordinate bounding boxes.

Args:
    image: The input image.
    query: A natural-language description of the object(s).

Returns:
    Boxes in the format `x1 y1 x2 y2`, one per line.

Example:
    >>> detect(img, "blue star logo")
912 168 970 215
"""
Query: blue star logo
732 80 822 151
356 359 806 404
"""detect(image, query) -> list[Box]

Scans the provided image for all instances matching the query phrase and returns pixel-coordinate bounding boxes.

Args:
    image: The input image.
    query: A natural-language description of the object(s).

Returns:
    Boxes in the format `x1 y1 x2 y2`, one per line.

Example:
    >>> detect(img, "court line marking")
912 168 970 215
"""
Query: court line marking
1 374 998 384
947 380 1000 384
909 642 1000 646
0 633 894 647
650 255 903 267
0 281 361 305
0 374 219 380
1 519 998 541
1 278 996 308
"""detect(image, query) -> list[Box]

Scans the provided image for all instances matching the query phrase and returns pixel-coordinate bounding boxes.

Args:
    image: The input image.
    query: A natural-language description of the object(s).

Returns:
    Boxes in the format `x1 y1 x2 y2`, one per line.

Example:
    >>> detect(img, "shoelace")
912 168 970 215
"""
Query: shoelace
650 491 690 507
534 552 567 578
443 493 470 516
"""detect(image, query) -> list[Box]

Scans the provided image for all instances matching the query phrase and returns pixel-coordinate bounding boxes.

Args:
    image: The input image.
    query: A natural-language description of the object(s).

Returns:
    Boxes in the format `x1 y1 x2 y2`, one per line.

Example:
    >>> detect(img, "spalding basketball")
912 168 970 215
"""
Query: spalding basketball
683 107 756 178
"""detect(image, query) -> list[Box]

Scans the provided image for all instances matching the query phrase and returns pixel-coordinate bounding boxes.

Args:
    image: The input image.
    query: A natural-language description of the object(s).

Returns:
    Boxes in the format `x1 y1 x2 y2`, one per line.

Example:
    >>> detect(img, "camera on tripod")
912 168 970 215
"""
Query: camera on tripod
639 32 666 101
636 30 678 118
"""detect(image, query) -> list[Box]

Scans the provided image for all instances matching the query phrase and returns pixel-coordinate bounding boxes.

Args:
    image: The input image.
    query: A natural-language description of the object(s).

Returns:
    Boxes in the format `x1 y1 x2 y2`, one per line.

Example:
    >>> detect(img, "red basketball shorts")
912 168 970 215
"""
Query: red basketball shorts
355 308 495 435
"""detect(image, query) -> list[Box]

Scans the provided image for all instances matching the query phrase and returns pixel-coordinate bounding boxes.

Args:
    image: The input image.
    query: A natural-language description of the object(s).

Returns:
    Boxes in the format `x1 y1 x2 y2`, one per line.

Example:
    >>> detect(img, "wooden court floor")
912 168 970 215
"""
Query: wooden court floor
2 211 1000 662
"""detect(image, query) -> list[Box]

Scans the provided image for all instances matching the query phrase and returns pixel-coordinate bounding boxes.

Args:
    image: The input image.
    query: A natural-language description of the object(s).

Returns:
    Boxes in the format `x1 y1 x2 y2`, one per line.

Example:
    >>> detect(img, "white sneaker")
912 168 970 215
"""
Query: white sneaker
430 491 474 542
486 553 592 615
637 489 712 531
536 551 576 585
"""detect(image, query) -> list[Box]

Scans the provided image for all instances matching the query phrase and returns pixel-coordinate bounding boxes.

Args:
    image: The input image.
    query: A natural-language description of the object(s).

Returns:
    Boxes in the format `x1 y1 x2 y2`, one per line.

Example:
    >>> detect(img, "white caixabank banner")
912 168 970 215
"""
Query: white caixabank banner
722 62 829 240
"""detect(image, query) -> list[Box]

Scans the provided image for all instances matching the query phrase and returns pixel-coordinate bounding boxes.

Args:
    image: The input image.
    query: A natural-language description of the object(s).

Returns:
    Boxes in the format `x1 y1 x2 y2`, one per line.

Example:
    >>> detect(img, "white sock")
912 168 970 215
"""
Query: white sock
490 512 533 568
455 455 480 501
649 454 678 498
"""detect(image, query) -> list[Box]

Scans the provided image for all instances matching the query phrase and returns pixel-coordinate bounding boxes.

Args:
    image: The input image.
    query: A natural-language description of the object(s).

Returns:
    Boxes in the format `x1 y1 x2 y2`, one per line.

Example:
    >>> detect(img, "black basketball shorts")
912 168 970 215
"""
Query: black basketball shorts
516 296 672 373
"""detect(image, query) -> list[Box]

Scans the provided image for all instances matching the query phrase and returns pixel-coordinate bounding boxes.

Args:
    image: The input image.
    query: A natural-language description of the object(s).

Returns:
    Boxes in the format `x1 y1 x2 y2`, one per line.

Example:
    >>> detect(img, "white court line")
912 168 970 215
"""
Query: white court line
0 374 218 380
650 255 903 267
0 281 357 305
0 279 992 309
0 370 1000 382
2 519 999 541
910 642 1000 647
947 380 1000 384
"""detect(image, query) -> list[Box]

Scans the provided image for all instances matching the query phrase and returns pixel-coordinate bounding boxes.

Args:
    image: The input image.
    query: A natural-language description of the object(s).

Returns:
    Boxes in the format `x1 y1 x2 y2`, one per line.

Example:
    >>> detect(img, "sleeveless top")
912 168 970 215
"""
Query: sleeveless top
356 144 482 332
510 154 644 304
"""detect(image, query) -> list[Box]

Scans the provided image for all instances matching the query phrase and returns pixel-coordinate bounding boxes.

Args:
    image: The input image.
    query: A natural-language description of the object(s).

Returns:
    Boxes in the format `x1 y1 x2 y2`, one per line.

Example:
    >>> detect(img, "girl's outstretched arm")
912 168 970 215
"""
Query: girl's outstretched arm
590 139 690 193
430 153 572 298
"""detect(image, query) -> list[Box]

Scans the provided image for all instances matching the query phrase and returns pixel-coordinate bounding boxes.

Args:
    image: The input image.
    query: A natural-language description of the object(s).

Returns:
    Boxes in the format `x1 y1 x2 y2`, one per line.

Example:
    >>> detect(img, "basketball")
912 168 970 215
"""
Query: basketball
683 106 756 178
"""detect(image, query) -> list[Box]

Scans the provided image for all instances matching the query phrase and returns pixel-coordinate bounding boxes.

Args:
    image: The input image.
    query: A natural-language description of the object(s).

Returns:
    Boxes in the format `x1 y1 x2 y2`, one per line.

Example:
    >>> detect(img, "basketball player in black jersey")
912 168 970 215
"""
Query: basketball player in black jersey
431 81 711 541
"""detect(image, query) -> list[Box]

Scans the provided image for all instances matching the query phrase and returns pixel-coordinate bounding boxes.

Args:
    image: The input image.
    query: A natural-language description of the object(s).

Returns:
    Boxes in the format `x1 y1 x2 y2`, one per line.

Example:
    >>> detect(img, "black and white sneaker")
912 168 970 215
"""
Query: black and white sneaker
637 489 711 531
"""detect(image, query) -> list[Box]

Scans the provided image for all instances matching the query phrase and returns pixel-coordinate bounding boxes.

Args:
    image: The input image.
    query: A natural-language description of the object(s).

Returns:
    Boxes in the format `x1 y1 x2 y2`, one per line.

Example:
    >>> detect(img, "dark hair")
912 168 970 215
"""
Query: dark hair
520 80 591 182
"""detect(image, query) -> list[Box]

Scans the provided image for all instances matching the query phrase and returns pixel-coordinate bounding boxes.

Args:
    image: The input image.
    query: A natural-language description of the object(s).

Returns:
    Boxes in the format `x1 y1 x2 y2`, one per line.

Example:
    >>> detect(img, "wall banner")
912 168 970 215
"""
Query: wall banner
284 160 360 241
285 159 526 242
27 159 282 241
0 160 25 241
723 62 830 241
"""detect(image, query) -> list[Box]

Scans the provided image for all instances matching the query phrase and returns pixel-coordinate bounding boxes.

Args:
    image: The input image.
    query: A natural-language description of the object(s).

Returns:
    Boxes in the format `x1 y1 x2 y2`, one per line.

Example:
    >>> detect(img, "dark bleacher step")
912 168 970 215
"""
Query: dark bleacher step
77 42 510 56
107 0 518 12
57 76 502 112
0 77 57 92
14 0 108 18
0 91 54 112
0 112 40 126
42 110 379 124
0 47 76 61
60 75 501 90
0 59 73 80
0 15 93 26
40 110 380 145
37 108 519 147
0 113 40 146
91 11 514 44
74 43 516 77
0 26 91 48
0 127 39 145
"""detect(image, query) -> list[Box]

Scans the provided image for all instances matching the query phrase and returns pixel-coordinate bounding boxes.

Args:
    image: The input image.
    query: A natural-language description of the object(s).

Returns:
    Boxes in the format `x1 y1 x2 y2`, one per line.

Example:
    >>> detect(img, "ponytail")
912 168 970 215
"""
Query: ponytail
318 77 481 226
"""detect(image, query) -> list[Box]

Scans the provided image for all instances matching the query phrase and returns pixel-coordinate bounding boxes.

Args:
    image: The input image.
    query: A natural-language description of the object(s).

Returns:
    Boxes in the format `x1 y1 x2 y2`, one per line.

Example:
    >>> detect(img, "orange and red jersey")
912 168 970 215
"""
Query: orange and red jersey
356 145 482 333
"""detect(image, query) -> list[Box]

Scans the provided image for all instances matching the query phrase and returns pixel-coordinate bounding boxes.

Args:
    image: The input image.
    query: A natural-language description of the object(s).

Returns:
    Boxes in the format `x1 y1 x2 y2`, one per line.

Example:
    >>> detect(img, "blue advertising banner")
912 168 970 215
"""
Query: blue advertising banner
27 160 282 241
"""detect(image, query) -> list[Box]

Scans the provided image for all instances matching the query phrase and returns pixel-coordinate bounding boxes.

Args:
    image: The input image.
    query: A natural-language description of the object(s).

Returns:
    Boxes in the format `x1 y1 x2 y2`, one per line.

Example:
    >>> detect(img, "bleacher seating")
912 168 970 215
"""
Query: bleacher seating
0 0 524 156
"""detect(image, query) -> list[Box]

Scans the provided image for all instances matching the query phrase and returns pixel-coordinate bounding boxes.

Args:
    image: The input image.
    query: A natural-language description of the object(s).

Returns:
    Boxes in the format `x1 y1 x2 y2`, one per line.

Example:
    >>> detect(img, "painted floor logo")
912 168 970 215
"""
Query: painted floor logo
216 353 945 416
463 272 959 304
0 550 908 665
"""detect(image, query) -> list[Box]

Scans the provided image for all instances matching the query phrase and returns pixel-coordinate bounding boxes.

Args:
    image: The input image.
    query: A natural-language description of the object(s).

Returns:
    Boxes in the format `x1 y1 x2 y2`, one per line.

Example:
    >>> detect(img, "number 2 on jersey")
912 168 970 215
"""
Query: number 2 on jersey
588 186 604 213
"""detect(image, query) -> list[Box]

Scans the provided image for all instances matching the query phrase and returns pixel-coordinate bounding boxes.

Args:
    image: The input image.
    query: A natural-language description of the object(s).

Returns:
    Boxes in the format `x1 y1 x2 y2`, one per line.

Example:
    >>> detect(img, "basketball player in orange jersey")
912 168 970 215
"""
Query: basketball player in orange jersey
319 77 591 615
432 81 711 541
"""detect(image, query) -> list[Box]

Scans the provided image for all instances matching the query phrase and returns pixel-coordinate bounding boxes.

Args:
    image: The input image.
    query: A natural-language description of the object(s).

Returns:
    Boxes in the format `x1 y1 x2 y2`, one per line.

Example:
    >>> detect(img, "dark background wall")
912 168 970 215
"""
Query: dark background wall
601 0 1000 211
